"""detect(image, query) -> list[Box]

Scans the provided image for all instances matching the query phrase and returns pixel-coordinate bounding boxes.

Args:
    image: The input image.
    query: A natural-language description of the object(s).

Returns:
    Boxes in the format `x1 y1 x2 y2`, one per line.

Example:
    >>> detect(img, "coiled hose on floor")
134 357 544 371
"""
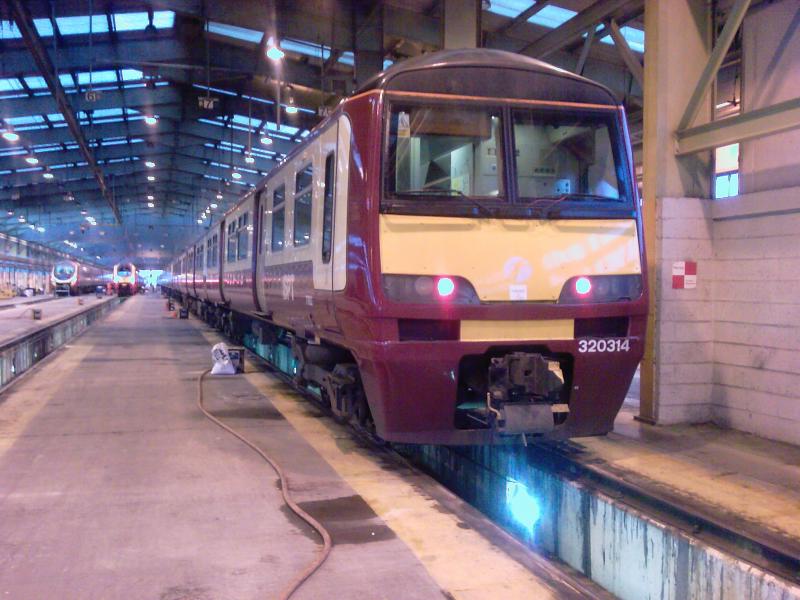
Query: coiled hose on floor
197 369 332 600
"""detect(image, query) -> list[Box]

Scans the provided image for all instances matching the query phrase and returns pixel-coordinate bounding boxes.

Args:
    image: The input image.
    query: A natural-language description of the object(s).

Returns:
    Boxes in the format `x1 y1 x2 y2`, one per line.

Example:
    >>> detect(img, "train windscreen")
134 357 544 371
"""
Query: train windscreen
53 262 75 280
384 102 631 217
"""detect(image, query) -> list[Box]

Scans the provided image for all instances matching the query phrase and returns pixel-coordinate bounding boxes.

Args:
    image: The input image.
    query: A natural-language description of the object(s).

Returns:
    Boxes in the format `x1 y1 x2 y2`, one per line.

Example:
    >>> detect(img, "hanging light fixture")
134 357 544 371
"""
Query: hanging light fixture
266 36 285 61
144 115 158 125
42 169 54 179
25 154 39 165
1 123 19 142
285 87 298 114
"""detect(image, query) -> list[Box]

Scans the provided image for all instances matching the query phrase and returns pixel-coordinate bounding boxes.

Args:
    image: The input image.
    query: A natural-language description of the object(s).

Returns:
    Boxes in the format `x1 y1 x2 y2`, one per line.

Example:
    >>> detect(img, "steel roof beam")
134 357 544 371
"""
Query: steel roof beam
520 0 640 59
8 0 122 225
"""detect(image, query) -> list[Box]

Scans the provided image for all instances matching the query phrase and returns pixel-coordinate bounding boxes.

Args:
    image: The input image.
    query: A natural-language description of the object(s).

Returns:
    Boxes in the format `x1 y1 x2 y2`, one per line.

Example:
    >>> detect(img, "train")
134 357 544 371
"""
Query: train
163 49 648 445
51 260 105 296
113 263 138 296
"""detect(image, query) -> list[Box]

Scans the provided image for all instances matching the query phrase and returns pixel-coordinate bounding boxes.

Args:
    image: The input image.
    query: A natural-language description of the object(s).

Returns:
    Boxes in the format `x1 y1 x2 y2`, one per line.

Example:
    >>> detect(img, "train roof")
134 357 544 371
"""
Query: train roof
358 48 619 107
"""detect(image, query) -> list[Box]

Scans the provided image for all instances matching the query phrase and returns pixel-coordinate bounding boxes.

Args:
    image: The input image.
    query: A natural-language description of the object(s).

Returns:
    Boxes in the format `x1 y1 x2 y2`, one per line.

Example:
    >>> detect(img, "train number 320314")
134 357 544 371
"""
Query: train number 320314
578 338 631 353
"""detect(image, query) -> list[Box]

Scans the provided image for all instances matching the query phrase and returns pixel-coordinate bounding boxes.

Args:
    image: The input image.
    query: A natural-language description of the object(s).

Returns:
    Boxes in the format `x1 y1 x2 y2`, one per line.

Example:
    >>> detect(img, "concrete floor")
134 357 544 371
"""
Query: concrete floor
0 295 596 599
0 294 111 344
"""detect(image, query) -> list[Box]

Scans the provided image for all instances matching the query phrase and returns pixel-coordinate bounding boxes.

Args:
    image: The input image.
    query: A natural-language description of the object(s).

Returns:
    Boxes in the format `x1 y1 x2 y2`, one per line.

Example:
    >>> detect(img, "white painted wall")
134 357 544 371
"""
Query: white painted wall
648 0 800 445
653 197 714 425
710 188 800 445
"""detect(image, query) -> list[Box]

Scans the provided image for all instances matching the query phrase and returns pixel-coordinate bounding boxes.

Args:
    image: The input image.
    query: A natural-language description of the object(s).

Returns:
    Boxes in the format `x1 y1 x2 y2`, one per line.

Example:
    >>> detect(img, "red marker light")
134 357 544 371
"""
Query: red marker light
575 277 592 295
436 277 455 298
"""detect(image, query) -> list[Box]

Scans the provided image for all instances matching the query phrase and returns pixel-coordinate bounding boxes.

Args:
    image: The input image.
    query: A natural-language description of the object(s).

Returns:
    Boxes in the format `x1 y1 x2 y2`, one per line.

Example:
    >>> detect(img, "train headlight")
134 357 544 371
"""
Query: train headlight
382 274 480 305
558 274 643 304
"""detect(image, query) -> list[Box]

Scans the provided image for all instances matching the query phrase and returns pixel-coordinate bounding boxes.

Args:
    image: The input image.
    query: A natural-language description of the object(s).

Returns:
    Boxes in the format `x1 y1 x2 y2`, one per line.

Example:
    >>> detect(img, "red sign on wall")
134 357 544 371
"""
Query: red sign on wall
672 261 697 289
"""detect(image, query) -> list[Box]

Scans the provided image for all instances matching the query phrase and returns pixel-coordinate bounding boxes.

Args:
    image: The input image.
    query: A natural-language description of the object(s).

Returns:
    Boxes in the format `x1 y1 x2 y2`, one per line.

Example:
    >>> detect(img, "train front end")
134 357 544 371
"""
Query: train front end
52 261 78 296
355 51 648 445
113 263 137 296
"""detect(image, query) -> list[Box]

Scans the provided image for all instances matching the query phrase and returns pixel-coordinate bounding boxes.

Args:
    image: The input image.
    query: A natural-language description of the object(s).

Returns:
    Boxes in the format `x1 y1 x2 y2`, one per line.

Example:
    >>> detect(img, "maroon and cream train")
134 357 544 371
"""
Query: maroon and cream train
164 49 648 444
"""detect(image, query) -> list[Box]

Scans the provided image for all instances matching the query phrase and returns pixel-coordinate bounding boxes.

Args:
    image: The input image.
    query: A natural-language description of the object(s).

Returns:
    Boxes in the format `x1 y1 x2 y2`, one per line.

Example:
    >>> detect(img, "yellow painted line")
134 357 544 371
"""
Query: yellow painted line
242 372 562 599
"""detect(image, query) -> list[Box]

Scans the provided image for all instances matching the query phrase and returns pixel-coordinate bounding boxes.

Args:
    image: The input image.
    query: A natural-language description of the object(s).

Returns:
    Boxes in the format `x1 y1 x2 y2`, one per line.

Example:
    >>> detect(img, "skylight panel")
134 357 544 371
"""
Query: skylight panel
33 18 54 36
0 21 21 39
120 69 145 81
207 21 263 44
264 121 299 135
529 5 576 28
7 115 45 126
56 15 109 35
24 76 48 89
231 114 261 128
113 11 175 32
383 58 394 70
77 70 118 85
339 51 355 66
90 108 125 118
0 78 23 92
599 26 645 53
486 0 529 19
193 83 237 97
47 113 65 121
59 73 76 87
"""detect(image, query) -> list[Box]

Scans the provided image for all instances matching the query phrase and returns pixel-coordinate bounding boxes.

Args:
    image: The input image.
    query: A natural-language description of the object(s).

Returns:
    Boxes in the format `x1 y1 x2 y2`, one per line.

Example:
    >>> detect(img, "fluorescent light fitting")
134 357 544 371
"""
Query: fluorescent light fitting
266 37 285 60
1 127 19 142
36 226 45 232
245 153 255 164
145 160 156 168
144 115 158 125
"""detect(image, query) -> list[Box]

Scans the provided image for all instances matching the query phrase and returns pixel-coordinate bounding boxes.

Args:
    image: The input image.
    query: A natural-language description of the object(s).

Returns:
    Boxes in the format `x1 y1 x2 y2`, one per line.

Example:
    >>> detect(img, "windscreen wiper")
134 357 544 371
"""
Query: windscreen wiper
400 188 496 217
528 193 612 217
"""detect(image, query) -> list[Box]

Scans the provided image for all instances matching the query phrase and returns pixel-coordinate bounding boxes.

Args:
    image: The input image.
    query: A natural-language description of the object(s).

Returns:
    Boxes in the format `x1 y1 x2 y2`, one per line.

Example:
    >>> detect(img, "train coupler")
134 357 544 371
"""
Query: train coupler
487 352 566 434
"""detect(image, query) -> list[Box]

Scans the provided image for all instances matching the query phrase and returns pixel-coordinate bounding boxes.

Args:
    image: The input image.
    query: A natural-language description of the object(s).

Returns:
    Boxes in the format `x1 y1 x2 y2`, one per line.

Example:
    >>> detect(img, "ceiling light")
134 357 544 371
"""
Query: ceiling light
1 125 19 142
25 155 39 165
18 215 25 222
197 218 202 224
216 192 223 200
285 103 298 115
245 152 255 164
96 256 101 260
43 170 54 180
266 37 285 61
6 210 13 216
144 115 158 125
147 202 155 208
210 202 218 209
145 160 156 168
36 226 45 233
231 170 242 180
29 223 35 230
260 135 273 146
147 195 154 200
147 175 155 181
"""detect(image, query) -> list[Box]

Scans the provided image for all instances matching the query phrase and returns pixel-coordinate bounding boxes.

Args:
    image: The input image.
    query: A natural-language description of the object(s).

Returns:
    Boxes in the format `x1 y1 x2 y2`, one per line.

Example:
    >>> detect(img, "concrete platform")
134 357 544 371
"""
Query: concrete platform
0 295 56 310
579 404 800 548
0 295 602 599
0 294 111 345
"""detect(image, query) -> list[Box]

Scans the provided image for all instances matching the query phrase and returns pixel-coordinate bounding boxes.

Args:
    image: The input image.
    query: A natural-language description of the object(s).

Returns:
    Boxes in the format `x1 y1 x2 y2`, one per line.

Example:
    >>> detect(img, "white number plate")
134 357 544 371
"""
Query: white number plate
577 338 631 353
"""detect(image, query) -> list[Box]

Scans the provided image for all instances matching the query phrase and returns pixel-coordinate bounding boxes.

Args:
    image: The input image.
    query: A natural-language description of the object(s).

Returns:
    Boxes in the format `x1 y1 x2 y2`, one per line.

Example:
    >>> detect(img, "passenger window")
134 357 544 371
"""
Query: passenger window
271 185 285 252
226 222 237 262
322 152 335 263
237 212 250 260
294 163 313 246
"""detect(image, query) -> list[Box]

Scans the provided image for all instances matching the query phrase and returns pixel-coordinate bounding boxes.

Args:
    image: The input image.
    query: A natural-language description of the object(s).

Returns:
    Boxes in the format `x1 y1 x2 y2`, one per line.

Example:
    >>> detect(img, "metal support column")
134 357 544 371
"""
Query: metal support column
443 0 481 49
640 0 712 423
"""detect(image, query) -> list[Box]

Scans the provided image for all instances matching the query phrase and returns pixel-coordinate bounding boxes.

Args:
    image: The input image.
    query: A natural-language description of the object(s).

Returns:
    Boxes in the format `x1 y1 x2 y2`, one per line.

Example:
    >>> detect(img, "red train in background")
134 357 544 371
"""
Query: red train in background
163 49 648 445
51 260 105 296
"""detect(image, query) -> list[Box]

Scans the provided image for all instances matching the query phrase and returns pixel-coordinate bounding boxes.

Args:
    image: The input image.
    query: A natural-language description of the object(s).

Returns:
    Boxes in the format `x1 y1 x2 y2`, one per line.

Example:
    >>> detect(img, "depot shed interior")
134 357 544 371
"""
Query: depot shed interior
0 0 798 446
